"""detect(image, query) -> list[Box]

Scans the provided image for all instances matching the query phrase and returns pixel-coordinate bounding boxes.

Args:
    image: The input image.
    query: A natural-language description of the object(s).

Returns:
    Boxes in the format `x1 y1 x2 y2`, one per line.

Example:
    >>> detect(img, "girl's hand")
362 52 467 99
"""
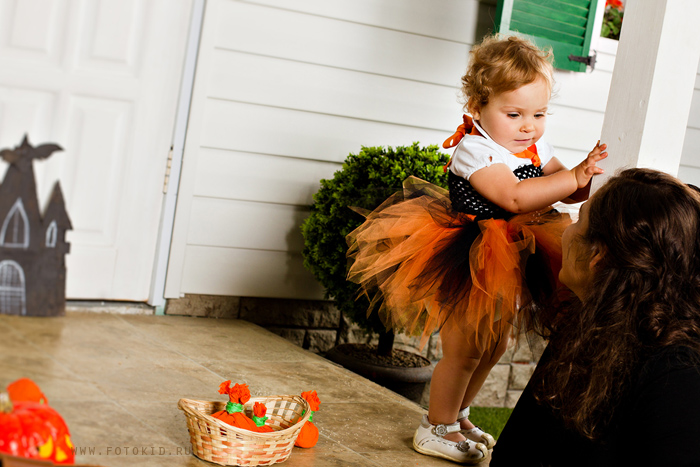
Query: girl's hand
572 141 607 188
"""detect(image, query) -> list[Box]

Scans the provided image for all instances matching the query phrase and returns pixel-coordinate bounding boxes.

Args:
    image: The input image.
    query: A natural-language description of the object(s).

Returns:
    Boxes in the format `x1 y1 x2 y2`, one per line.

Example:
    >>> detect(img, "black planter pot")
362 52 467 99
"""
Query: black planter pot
325 344 434 404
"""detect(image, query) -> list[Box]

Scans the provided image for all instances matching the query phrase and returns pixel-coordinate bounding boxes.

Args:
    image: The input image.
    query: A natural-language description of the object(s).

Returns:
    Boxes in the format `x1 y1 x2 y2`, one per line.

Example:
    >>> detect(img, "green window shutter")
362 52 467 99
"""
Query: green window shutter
495 0 598 72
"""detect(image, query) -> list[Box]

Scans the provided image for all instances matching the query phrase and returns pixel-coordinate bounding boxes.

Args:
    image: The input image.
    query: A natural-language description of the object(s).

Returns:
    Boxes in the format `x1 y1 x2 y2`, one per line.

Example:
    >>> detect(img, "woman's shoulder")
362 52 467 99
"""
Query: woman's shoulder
613 344 700 465
625 344 700 428
638 344 700 382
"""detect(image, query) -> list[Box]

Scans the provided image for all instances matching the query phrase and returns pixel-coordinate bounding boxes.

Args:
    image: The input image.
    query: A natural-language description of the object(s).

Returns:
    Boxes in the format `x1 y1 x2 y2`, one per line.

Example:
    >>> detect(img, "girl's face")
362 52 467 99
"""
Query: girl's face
472 78 550 153
559 201 596 300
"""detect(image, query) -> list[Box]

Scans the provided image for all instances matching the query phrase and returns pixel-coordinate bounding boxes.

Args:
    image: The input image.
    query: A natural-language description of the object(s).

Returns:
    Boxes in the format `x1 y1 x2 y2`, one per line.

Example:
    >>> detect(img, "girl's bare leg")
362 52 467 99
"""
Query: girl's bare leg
427 325 483 443
459 322 512 431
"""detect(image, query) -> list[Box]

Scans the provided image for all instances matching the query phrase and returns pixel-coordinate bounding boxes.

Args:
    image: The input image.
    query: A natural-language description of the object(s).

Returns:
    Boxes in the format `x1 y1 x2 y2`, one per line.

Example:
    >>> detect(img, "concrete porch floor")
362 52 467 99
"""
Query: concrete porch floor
0 308 493 467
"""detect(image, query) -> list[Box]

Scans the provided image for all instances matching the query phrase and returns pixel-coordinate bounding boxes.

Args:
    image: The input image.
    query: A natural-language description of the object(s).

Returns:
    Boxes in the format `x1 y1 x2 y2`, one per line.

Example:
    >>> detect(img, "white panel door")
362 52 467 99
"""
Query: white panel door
0 0 193 300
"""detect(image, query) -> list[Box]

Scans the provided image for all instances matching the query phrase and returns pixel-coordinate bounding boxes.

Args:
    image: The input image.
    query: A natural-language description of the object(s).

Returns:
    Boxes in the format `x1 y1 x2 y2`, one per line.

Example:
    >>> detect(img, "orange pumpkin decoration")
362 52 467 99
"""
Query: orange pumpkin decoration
0 393 75 464
211 381 259 431
7 378 48 405
294 390 320 448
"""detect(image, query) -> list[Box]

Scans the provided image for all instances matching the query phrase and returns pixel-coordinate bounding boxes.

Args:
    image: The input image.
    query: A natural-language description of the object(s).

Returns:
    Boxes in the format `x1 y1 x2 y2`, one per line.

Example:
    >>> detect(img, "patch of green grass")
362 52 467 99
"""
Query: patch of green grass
469 407 513 440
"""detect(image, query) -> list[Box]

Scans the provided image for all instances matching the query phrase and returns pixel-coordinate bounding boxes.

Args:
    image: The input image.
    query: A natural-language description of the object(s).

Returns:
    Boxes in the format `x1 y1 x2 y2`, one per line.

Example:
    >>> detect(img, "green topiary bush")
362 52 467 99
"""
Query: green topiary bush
301 143 450 355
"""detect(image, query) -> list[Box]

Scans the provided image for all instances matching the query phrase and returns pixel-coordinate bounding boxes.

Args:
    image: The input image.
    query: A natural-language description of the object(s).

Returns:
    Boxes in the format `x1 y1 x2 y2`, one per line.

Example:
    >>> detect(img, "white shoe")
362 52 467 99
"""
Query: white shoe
413 414 488 464
457 407 495 449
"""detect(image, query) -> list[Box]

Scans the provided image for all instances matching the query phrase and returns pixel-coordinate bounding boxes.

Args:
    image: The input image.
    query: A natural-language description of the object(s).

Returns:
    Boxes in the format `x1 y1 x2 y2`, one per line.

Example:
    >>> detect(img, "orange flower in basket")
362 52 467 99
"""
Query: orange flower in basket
252 401 273 433
295 390 320 448
218 380 231 396
218 381 251 404
211 381 258 431
300 390 320 411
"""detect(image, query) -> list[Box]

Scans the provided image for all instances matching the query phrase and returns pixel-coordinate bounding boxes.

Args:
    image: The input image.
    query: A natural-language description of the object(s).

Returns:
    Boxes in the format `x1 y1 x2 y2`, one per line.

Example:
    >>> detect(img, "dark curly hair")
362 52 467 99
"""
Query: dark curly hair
533 168 700 440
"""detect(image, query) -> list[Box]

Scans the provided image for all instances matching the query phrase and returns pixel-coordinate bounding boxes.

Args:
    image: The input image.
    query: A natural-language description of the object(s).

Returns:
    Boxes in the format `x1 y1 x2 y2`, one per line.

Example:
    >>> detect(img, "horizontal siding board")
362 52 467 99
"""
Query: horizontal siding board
199 100 454 163
551 68 612 113
196 107 605 193
678 165 700 187
208 49 460 130
681 127 700 168
681 73 700 169
591 48 616 73
548 146 588 170
215 1 467 86
193 148 340 206
181 245 325 299
187 197 308 253
687 88 700 129
240 0 488 44
545 104 604 151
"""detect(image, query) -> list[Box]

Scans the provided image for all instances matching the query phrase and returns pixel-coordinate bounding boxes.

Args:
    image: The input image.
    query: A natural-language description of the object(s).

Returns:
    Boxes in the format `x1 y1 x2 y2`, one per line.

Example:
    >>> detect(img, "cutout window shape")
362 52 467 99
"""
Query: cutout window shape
0 198 30 248
46 220 57 248
0 260 26 315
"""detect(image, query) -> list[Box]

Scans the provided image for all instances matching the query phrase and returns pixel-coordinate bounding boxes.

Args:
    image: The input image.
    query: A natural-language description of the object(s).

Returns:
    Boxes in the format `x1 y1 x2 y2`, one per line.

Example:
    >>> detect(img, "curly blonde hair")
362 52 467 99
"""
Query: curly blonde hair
462 35 554 114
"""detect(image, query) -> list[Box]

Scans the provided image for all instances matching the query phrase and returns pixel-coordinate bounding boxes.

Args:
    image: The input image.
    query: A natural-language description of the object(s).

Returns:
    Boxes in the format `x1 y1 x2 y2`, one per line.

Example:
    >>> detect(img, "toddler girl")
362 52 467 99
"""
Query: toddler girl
346 35 606 464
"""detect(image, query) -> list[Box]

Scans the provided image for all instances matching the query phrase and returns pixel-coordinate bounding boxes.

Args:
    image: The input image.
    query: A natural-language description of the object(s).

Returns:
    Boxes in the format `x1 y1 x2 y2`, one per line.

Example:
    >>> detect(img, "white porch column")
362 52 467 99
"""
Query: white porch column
593 0 700 191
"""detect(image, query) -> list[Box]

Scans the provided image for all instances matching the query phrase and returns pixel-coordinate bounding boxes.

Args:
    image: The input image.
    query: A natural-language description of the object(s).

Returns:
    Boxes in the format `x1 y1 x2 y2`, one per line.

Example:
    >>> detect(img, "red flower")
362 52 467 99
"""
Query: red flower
229 383 251 404
218 380 232 396
606 0 623 10
300 390 320 412
217 381 251 404
253 402 267 418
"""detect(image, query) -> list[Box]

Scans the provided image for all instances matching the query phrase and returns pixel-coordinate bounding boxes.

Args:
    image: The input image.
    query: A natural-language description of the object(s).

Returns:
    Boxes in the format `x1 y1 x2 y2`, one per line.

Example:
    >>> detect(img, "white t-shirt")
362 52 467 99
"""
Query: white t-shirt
449 120 555 180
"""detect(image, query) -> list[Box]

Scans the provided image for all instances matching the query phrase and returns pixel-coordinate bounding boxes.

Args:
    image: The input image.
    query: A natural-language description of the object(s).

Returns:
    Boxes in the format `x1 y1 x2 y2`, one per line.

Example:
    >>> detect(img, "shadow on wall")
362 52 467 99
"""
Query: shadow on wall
476 0 499 41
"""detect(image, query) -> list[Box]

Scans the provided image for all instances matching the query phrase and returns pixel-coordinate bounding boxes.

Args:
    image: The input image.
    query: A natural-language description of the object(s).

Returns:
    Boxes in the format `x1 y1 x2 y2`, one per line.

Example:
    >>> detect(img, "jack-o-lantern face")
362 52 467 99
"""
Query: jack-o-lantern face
37 432 74 463
0 393 75 464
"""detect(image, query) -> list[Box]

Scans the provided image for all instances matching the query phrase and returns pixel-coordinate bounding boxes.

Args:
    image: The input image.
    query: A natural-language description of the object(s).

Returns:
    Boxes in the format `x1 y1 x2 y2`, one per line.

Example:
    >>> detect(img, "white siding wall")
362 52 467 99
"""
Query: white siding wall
165 0 700 300
681 73 700 187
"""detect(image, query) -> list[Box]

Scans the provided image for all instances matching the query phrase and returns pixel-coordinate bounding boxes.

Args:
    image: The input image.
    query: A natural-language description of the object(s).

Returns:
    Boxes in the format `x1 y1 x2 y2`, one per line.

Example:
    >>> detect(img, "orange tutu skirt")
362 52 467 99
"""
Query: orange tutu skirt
346 176 571 352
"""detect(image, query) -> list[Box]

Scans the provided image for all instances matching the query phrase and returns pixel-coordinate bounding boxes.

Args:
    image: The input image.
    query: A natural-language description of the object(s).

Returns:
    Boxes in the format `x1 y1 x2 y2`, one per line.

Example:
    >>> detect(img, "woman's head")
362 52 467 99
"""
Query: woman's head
538 168 700 439
561 168 700 312
461 35 554 115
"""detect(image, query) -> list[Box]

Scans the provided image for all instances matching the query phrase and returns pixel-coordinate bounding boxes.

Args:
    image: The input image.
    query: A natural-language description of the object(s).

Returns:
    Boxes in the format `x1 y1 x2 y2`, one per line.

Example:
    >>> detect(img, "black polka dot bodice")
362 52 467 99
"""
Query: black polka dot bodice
449 164 544 219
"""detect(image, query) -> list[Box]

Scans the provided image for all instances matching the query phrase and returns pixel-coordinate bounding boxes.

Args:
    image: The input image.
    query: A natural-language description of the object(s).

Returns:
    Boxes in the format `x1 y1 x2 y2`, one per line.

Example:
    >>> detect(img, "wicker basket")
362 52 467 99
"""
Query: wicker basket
178 395 311 466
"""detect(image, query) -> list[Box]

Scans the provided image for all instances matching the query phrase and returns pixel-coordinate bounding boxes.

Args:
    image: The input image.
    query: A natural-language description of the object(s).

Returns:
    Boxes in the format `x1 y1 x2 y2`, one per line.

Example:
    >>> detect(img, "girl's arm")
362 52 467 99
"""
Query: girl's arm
541 157 591 204
469 142 607 213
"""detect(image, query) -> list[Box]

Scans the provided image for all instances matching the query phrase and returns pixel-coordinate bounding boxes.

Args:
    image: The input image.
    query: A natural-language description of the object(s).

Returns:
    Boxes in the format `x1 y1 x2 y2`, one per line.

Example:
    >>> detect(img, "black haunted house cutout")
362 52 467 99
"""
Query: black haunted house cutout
0 136 71 316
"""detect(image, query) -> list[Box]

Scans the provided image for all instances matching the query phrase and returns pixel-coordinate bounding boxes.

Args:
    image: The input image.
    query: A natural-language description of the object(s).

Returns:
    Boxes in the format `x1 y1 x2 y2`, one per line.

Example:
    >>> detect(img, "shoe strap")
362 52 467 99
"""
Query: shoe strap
457 406 470 421
431 421 461 437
